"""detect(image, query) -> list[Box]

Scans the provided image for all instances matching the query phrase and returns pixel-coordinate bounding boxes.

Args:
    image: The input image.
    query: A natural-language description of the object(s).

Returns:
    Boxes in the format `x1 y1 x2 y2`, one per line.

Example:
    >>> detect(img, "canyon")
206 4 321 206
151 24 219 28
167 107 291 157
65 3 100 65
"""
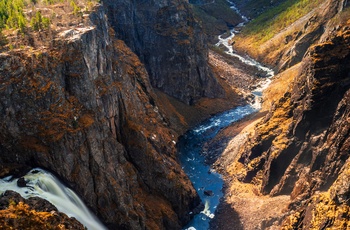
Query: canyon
0 0 350 229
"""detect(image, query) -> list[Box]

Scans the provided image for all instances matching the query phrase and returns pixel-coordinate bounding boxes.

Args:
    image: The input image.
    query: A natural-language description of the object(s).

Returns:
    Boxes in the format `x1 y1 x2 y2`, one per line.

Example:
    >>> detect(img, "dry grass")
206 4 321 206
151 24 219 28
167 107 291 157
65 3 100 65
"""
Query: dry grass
262 63 301 111
232 0 329 64
0 201 84 229
235 0 325 49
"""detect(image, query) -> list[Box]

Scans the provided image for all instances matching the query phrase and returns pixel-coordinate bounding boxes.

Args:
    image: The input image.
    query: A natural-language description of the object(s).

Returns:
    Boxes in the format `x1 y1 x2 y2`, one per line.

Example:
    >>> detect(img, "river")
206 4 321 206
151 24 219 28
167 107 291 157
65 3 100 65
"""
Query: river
178 1 274 229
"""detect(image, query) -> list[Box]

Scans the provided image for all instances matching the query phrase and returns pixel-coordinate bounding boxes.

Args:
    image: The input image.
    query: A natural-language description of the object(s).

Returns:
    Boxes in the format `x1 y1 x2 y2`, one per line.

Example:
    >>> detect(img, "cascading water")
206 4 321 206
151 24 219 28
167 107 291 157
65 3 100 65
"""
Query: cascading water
178 1 275 229
0 168 107 230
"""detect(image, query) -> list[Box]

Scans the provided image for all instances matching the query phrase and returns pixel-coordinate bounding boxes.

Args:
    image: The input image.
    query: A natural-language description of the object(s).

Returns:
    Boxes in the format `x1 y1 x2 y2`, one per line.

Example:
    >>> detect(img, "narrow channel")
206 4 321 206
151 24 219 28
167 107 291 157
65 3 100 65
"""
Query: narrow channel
178 105 257 230
178 2 274 229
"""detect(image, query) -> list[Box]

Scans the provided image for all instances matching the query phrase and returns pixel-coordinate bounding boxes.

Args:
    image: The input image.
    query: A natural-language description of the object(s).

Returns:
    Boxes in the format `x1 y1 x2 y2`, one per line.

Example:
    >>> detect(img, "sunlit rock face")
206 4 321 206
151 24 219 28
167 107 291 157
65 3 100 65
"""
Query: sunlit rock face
237 14 350 198
0 5 200 229
102 0 224 104
0 191 86 229
231 7 350 228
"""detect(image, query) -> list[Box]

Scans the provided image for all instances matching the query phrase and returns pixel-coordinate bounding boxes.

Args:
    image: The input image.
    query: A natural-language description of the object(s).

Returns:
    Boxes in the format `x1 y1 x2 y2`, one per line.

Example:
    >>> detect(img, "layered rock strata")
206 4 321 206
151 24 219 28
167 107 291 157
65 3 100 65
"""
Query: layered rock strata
237 18 350 199
233 0 349 72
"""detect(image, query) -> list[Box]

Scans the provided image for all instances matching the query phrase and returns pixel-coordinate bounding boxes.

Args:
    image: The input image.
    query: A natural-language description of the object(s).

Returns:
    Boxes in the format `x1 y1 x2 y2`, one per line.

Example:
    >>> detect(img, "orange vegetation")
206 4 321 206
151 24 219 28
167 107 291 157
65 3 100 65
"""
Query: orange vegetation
0 202 84 229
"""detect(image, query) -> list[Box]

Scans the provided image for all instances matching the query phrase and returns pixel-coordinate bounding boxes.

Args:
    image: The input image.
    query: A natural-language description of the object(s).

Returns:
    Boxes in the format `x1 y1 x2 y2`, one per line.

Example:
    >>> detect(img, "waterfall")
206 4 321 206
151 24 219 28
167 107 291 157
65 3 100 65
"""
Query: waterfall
0 168 107 230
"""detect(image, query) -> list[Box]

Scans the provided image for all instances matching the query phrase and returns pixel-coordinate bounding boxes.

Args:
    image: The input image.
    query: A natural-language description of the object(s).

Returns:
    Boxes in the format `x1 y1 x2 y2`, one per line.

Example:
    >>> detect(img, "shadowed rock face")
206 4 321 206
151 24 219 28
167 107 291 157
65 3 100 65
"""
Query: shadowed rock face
102 0 225 104
0 6 200 229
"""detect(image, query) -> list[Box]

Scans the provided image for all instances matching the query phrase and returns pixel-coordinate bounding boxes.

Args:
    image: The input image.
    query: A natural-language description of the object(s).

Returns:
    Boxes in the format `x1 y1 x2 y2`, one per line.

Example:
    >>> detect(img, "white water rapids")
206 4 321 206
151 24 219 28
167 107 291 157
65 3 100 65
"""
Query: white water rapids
180 1 275 230
0 168 107 230
216 1 275 79
215 0 274 110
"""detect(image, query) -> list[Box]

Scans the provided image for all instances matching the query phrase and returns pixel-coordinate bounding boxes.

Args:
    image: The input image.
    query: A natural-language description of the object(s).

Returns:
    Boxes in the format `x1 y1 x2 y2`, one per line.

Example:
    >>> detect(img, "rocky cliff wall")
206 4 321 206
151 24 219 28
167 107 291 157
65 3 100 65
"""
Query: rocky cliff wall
237 21 350 196
102 0 225 104
0 5 200 229
219 5 350 228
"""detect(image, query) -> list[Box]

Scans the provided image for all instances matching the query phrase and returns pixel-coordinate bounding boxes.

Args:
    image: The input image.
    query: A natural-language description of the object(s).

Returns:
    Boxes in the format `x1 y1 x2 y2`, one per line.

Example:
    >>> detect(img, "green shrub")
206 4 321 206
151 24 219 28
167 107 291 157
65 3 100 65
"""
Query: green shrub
30 10 50 30
1 0 27 32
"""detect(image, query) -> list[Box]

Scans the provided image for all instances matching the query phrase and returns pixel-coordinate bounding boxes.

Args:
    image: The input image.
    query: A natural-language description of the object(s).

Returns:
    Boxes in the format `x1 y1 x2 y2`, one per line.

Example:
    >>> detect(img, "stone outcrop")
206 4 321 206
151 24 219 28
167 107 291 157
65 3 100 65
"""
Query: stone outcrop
219 5 350 228
0 5 201 229
237 18 350 197
102 0 225 104
0 191 85 229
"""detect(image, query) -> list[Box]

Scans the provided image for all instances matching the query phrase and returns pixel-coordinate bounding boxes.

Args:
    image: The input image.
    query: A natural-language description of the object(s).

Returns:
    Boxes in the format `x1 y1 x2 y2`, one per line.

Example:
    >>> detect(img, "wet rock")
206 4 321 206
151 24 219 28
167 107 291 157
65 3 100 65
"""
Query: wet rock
204 190 214 196
17 178 27 187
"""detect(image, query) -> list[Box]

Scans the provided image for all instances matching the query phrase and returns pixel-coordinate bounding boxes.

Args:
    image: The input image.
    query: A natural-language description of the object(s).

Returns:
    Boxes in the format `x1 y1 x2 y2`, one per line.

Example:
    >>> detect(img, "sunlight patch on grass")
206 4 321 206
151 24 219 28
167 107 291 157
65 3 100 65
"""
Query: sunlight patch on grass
237 0 325 48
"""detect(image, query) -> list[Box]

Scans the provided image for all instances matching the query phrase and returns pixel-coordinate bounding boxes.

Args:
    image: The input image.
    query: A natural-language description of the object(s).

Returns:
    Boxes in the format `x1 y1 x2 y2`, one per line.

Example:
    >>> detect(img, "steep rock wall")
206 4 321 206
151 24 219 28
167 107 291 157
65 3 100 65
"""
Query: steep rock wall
102 0 225 104
237 18 350 197
0 6 200 229
227 11 350 229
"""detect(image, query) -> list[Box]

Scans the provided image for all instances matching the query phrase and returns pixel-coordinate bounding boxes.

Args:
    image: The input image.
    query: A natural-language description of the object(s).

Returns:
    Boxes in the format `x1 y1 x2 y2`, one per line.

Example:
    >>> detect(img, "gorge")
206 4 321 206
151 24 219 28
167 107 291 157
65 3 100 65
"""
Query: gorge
1 0 350 229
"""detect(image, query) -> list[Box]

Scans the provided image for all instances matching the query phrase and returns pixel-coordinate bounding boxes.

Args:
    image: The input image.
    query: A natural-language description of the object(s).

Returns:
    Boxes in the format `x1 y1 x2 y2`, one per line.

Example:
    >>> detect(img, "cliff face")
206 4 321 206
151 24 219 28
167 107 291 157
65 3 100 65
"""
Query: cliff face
237 21 350 197
102 0 225 104
219 2 350 228
0 6 200 229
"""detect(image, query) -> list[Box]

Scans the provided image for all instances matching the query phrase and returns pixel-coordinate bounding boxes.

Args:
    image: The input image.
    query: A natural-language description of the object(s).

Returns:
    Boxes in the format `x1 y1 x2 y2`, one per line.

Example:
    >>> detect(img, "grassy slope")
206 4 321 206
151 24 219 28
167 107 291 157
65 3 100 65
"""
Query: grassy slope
231 0 332 65
239 0 324 46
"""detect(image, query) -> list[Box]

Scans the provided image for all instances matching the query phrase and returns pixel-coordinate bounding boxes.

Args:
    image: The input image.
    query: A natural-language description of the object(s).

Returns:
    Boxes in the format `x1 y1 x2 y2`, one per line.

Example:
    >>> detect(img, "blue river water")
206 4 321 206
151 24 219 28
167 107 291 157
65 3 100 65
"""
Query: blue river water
178 105 258 230
178 1 274 225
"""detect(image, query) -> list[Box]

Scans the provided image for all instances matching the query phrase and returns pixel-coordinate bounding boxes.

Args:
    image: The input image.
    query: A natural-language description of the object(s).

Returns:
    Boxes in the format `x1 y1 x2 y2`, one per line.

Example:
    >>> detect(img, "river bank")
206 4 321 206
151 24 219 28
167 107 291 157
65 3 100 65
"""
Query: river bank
179 36 276 228
208 111 290 230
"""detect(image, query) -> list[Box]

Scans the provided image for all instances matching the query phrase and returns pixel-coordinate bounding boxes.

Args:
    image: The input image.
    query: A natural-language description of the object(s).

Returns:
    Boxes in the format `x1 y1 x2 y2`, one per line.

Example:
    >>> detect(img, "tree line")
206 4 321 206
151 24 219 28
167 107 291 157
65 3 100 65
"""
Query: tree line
0 0 96 33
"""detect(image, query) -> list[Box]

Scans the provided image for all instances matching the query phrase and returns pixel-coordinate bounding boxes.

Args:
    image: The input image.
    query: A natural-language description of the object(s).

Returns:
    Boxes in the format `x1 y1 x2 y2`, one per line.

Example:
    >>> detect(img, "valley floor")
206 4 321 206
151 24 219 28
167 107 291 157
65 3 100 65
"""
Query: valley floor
206 48 292 229
208 112 291 230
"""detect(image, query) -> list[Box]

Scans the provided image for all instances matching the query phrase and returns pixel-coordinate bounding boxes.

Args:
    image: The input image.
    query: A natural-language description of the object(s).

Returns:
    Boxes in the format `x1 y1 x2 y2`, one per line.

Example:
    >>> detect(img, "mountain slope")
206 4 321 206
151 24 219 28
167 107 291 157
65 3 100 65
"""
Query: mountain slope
233 0 348 71
214 0 350 228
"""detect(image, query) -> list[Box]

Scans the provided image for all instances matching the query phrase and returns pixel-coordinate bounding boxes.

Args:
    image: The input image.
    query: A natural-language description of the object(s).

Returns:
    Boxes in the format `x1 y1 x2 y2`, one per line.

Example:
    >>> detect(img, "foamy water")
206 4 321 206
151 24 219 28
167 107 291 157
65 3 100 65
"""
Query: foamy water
0 168 107 230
